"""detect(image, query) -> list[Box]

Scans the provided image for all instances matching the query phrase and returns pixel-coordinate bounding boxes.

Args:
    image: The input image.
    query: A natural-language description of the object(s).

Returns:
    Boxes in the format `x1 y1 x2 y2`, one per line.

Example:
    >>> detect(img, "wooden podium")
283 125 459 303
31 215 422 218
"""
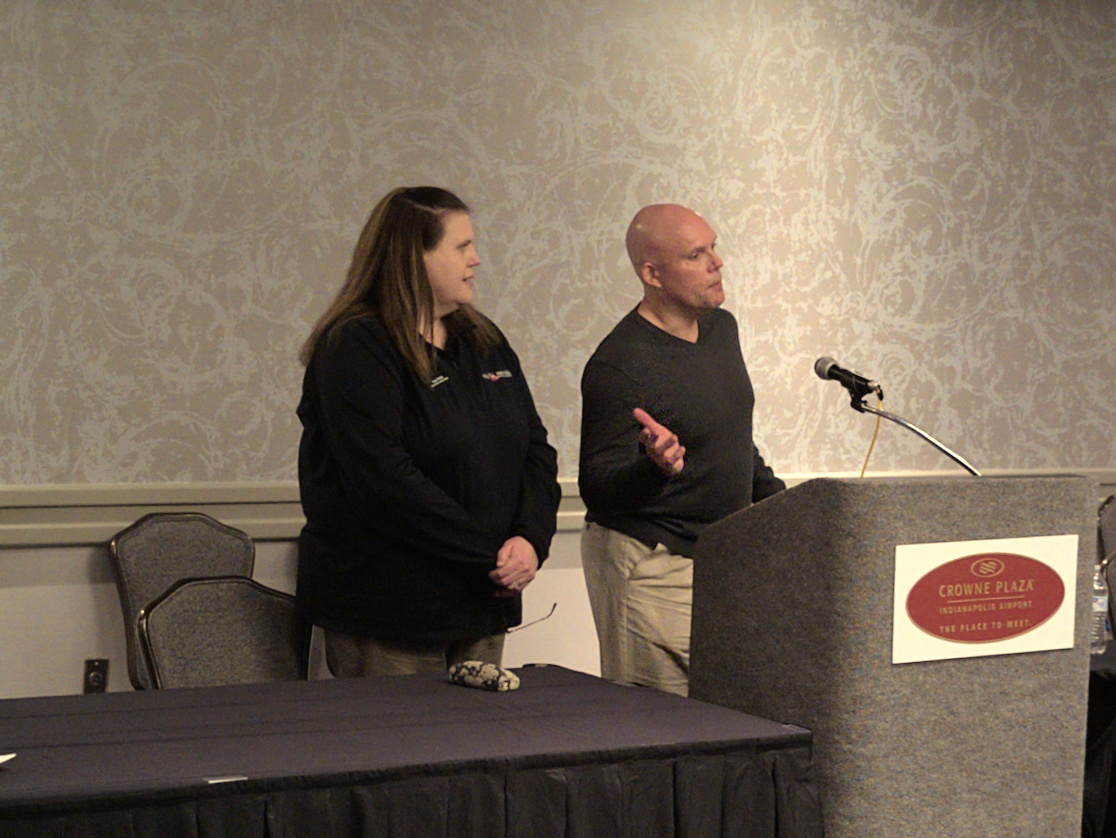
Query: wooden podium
690 475 1095 838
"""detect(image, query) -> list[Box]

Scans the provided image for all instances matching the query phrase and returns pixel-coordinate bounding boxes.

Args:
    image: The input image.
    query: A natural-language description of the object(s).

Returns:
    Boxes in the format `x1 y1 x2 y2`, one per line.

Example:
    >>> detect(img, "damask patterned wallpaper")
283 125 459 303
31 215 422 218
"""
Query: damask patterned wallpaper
2 0 1114 485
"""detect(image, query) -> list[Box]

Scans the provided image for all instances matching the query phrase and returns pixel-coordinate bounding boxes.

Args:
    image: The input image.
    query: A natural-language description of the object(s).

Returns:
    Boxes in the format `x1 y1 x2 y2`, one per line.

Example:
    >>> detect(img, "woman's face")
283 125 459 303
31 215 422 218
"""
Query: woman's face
424 211 479 319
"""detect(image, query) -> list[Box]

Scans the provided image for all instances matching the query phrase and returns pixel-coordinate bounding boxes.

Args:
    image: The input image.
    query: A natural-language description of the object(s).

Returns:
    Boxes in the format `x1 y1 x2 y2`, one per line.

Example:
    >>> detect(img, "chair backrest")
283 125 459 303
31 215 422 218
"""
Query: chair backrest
1098 496 1116 634
109 512 256 689
1101 495 1116 565
138 576 309 689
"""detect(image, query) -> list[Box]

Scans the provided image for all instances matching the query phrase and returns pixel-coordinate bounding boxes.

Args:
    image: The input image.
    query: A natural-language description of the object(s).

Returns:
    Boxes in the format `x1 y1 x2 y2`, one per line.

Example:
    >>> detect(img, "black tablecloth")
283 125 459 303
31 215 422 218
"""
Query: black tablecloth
0 665 821 837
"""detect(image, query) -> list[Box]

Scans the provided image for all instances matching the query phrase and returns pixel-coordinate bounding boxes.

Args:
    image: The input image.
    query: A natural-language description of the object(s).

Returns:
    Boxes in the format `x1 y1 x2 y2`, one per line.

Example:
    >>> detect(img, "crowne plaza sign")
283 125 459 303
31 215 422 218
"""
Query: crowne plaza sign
892 535 1078 664
907 553 1065 643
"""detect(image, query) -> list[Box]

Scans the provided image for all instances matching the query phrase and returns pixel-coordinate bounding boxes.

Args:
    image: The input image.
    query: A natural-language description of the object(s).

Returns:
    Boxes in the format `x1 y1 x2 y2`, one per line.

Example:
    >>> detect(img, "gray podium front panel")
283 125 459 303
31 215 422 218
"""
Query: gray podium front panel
691 475 1095 838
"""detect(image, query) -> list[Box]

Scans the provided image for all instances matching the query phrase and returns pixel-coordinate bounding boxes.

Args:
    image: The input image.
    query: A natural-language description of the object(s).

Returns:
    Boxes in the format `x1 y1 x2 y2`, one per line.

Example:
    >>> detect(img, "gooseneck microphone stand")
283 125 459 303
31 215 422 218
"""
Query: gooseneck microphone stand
844 379 982 477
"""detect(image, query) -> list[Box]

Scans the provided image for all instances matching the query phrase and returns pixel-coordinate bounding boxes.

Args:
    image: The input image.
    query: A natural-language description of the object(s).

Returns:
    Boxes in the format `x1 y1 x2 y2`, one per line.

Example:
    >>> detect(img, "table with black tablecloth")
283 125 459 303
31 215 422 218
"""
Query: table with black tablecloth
0 665 821 837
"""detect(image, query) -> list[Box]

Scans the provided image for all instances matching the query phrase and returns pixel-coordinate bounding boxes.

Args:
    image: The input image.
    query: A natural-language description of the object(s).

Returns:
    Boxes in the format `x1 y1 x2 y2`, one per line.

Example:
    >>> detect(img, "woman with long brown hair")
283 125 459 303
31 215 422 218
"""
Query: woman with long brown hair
296 186 560 676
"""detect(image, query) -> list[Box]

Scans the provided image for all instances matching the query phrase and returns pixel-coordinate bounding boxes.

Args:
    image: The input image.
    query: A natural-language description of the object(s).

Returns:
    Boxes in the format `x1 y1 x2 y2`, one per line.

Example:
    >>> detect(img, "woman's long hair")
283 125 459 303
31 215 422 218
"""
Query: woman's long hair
300 186 499 384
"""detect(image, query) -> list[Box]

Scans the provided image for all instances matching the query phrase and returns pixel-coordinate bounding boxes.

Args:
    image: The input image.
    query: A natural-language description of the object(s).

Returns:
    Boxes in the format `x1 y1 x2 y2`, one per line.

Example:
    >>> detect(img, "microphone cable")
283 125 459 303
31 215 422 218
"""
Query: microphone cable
859 392 884 478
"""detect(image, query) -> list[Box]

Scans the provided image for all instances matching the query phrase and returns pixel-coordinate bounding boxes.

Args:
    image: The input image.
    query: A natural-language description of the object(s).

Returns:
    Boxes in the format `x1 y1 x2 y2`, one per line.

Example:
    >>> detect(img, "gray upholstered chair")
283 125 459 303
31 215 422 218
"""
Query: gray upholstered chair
1101 495 1116 565
1087 495 1116 833
109 512 255 689
1101 495 1116 611
138 576 309 689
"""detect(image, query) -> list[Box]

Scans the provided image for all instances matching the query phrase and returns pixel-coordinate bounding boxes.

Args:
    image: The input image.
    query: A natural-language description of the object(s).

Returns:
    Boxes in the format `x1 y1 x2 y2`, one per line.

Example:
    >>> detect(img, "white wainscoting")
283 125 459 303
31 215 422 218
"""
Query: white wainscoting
1 471 1112 698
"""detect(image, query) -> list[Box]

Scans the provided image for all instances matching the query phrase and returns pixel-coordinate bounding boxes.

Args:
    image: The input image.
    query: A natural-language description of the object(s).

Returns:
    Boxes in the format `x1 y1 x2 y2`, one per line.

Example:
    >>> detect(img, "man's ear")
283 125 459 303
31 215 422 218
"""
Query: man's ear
638 262 661 288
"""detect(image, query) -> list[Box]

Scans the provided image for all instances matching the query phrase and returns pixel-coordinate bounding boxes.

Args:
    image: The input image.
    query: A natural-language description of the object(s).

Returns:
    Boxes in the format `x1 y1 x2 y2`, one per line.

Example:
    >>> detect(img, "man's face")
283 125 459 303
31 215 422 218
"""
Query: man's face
647 212 725 314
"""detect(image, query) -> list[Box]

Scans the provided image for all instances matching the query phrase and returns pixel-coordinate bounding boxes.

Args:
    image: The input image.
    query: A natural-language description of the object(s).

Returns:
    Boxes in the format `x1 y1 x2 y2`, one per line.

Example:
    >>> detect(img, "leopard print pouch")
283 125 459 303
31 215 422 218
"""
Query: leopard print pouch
447 660 520 692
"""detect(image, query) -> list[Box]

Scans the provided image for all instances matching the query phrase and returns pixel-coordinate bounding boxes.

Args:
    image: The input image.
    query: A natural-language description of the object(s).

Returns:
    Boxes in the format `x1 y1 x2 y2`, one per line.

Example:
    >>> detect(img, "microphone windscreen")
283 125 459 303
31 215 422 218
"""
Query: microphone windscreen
814 357 837 380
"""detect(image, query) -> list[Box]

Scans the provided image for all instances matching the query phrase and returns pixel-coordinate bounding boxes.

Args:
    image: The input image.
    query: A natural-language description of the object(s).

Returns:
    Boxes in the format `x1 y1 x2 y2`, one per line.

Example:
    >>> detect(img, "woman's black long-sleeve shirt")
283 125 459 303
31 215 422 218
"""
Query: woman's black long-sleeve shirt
296 315 561 642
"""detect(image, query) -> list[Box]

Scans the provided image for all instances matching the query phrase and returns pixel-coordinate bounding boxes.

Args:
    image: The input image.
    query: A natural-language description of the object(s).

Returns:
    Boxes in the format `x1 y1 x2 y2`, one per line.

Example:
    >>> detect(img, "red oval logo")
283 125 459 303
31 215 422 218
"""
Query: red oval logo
906 552 1064 643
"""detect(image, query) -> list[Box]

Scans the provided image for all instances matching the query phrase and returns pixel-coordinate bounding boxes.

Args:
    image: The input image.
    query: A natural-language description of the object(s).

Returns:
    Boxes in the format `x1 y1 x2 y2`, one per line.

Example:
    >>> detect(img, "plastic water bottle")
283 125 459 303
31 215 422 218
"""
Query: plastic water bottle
1092 565 1109 654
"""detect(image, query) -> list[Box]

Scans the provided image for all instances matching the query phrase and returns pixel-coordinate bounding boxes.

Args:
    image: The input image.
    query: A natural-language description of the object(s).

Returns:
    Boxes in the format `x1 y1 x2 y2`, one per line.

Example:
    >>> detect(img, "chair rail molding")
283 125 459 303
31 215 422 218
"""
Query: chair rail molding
1 470 1113 548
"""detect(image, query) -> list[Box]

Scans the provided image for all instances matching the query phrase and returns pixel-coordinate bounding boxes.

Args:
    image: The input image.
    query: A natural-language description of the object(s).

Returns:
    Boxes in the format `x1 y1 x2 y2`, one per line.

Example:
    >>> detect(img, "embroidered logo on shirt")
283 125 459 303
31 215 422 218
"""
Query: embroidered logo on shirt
481 370 513 382
431 375 450 389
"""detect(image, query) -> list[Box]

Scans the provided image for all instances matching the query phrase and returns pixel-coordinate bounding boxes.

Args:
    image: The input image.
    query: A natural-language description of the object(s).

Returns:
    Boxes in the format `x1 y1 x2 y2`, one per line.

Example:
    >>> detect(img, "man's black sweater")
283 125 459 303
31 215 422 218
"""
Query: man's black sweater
579 307 783 558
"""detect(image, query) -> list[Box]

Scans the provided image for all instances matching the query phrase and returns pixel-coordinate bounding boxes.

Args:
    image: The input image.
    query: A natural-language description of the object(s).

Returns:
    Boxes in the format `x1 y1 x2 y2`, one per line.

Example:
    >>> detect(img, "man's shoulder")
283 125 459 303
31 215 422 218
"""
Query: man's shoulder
703 307 739 332
585 308 645 360
709 307 738 326
698 308 743 350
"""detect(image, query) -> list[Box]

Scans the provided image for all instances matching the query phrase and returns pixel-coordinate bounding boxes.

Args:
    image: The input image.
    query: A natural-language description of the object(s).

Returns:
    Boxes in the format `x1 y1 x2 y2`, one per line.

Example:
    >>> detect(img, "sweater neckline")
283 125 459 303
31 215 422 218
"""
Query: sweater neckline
628 306 717 346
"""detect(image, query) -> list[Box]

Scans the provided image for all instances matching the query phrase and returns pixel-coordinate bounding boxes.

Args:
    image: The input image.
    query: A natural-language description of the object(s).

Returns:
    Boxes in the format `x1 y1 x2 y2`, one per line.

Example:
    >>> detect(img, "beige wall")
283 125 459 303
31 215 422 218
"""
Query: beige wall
2 0 1114 488
2 1 1116 697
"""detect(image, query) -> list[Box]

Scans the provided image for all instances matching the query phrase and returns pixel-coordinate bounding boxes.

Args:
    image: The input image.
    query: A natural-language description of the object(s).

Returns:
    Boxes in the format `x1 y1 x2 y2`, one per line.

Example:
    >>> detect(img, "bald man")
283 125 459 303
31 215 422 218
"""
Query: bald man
578 204 784 696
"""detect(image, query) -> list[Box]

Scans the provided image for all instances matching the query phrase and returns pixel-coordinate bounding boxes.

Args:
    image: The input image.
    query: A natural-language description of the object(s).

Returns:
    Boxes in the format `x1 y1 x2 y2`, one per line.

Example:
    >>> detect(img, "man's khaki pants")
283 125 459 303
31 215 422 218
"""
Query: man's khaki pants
581 521 693 696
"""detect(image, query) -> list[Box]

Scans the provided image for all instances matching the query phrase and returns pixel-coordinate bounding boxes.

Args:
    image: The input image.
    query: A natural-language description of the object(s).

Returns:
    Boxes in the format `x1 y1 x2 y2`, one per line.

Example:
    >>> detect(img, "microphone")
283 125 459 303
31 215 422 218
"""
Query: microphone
813 357 980 474
814 357 883 402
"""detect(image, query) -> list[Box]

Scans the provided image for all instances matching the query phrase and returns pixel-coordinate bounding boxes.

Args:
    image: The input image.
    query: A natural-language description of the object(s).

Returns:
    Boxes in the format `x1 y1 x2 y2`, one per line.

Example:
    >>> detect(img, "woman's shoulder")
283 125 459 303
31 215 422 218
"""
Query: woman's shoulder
331 312 385 341
315 313 402 368
448 307 510 352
